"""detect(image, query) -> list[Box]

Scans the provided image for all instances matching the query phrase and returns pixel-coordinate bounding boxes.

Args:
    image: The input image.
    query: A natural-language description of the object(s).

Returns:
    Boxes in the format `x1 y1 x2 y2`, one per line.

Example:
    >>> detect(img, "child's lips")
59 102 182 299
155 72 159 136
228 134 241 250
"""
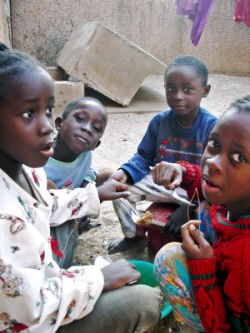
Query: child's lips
76 135 89 144
173 104 185 110
202 176 221 194
40 141 54 157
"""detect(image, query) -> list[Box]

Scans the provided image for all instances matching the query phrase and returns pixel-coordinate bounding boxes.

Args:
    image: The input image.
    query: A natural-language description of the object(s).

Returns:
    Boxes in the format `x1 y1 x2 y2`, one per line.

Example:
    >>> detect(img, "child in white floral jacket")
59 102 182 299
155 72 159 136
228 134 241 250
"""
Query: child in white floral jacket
0 43 161 333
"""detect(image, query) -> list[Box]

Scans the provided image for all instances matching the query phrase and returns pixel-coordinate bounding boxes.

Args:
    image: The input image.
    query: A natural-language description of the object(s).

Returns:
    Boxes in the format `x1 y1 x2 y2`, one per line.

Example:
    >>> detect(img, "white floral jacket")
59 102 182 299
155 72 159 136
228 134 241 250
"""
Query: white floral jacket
0 166 104 332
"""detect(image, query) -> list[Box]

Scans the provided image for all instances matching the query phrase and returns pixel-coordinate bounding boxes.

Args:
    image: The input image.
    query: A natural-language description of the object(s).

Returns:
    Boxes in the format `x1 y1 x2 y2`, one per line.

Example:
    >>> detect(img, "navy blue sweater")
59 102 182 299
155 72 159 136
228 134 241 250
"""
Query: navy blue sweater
121 107 217 184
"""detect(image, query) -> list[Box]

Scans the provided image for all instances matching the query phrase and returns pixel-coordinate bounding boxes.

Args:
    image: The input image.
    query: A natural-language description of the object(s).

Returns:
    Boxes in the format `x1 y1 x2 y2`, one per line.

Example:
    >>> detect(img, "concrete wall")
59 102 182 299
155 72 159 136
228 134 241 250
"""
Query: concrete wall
9 0 250 75
0 0 11 46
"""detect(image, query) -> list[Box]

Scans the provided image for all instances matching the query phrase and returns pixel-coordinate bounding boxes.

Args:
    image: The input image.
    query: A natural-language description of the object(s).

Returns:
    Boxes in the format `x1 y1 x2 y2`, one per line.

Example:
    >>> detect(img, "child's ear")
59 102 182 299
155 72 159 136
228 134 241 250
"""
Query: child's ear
202 84 211 97
55 117 63 131
93 140 101 150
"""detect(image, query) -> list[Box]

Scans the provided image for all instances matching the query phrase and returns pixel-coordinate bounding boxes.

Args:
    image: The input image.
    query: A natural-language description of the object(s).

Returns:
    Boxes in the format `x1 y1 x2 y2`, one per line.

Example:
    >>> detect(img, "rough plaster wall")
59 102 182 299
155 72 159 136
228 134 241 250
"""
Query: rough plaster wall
11 0 250 75
0 0 11 46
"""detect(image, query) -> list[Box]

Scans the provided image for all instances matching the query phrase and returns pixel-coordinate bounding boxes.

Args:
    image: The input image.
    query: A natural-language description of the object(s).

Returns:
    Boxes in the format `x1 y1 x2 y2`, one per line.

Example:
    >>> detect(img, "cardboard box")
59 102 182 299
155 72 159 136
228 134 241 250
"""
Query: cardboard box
57 21 166 106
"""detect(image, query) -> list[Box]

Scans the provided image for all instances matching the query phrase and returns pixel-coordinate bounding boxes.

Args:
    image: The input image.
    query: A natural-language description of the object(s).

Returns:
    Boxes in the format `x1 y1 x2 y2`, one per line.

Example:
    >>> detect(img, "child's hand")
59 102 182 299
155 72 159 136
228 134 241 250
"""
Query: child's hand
101 259 140 291
163 204 196 238
97 179 130 202
110 169 128 183
181 220 214 259
47 179 58 190
151 162 185 190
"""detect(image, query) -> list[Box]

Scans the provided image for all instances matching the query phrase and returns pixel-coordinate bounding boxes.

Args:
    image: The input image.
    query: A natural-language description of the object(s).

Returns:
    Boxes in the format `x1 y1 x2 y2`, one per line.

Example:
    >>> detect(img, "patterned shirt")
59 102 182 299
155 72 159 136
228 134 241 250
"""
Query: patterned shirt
121 107 217 184
0 166 103 332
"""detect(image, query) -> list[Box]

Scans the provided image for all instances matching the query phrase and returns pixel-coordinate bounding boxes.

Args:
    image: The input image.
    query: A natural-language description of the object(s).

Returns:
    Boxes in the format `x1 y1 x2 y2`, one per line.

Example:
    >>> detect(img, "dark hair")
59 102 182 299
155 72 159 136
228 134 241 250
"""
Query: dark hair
0 43 45 102
164 55 208 86
230 95 250 112
62 97 107 121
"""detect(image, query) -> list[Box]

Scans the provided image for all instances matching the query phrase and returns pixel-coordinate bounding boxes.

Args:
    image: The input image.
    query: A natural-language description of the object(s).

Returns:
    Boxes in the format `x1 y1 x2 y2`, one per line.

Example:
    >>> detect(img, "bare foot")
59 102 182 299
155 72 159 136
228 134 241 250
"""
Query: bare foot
78 217 101 234
108 236 147 254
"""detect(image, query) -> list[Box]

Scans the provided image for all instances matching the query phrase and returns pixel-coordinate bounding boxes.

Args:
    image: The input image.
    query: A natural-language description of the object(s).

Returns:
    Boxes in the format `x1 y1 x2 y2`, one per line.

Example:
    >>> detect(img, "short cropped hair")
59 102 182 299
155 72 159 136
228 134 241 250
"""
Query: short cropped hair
164 55 208 86
62 97 107 122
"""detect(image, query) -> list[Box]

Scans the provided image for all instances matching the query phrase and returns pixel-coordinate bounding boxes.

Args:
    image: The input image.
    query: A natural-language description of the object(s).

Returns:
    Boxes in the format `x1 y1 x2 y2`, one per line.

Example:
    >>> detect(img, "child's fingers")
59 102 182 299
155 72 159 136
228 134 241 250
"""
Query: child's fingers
181 222 198 245
168 172 183 189
184 221 205 246
156 170 176 189
181 220 200 238
115 191 130 199
151 162 176 186
188 224 211 249
181 221 201 255
188 223 203 242
109 179 128 192
182 222 214 259
115 182 128 191
151 166 165 185
111 170 127 183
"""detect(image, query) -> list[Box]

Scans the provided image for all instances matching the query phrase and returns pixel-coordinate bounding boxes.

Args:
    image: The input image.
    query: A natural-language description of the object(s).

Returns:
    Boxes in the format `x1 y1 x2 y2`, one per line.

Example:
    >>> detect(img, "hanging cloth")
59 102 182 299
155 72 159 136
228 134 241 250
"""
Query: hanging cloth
234 0 250 27
175 0 198 19
175 0 215 46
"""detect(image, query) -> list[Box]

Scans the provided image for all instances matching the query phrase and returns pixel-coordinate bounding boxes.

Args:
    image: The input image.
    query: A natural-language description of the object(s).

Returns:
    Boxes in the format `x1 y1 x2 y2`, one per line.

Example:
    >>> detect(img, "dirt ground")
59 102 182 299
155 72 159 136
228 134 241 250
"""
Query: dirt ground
74 74 250 332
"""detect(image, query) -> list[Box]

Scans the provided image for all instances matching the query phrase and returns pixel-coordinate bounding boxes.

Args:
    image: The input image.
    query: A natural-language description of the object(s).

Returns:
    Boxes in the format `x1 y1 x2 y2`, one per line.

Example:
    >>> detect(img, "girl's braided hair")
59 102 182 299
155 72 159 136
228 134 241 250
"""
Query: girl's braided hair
0 42 44 102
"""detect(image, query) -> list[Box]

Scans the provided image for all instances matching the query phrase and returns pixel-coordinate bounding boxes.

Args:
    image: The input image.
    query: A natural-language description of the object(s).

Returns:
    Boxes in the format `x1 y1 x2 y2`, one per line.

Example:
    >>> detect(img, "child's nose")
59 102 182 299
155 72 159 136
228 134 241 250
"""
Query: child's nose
39 115 54 135
206 154 224 173
82 121 92 133
174 89 184 99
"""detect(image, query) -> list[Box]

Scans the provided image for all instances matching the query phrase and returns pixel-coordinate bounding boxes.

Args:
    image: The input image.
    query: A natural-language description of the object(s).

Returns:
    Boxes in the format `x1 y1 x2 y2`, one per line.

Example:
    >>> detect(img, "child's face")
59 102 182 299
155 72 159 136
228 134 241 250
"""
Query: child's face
0 69 55 168
57 103 107 154
164 66 209 119
201 108 250 217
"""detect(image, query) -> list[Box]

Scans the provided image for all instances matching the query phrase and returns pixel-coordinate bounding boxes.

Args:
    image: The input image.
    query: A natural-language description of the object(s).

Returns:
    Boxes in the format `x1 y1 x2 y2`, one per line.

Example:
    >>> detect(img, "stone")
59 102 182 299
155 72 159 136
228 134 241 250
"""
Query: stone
54 81 84 116
47 66 68 81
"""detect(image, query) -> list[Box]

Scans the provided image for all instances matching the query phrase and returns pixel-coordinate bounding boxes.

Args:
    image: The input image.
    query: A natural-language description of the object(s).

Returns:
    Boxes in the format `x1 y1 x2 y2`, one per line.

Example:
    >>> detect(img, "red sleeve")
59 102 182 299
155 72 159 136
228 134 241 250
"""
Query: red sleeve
176 161 203 200
188 258 232 332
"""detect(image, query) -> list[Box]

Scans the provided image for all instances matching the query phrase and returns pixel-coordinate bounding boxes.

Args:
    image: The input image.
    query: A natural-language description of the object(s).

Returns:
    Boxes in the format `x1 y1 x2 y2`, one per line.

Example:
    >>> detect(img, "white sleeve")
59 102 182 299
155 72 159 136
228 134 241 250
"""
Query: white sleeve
0 167 104 332
49 182 100 226
0 248 104 332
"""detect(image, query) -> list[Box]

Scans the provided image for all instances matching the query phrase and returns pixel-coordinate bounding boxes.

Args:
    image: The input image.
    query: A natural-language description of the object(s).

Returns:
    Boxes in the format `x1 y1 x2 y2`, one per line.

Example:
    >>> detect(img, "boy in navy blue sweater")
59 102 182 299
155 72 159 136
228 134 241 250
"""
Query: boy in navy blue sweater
109 55 217 254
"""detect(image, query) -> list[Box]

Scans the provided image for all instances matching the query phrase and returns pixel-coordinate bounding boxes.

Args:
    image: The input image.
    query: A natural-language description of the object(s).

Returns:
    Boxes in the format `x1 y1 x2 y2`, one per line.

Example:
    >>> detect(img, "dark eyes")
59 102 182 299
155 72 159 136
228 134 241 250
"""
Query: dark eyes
22 110 35 120
45 106 54 117
75 115 85 123
207 138 219 149
183 87 191 93
166 86 173 93
93 126 102 133
166 86 192 94
75 115 103 133
206 138 246 164
22 106 54 120
231 153 246 163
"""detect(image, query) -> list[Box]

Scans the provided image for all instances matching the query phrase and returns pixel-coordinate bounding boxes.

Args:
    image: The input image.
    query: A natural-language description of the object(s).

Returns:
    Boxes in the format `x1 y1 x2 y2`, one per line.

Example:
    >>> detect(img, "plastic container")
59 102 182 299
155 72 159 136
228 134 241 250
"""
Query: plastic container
129 259 173 319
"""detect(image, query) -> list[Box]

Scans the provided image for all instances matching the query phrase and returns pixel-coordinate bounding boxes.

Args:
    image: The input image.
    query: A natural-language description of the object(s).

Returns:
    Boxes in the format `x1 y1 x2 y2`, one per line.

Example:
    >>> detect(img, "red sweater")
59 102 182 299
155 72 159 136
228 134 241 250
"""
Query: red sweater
180 161 250 332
